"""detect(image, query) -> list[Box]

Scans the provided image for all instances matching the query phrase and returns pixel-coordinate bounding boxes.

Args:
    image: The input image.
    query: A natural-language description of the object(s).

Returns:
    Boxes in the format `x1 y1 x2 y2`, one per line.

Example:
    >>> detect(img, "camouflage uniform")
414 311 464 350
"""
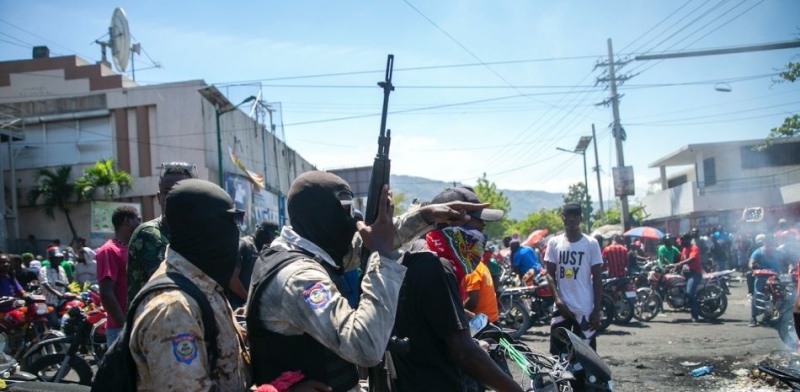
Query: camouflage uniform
251 207 433 370
129 248 251 392
127 216 169 308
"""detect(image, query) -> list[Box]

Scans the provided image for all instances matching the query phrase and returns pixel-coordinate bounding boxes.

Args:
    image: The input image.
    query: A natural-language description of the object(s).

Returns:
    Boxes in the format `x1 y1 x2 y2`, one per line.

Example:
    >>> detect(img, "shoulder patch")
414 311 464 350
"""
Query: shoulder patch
303 282 331 310
171 333 199 364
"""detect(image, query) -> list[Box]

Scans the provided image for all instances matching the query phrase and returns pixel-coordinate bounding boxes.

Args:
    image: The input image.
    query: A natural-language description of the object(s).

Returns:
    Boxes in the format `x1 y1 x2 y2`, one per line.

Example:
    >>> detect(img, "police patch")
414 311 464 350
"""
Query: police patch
303 282 331 310
171 333 198 364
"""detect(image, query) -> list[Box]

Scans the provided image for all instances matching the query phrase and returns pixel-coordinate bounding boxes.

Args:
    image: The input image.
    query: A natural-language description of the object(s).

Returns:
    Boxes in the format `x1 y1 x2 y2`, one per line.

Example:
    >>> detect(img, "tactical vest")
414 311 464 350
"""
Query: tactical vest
246 247 359 392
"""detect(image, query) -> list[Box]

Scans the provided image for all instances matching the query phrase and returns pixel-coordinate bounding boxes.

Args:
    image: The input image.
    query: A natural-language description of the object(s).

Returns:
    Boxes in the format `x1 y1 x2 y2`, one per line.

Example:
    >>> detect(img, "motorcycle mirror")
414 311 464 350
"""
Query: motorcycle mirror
469 314 489 337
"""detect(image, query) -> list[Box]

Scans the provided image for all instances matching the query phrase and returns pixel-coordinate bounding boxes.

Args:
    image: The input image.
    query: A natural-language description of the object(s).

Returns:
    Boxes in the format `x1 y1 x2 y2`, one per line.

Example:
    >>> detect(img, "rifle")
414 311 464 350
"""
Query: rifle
365 54 395 392
363 54 394 228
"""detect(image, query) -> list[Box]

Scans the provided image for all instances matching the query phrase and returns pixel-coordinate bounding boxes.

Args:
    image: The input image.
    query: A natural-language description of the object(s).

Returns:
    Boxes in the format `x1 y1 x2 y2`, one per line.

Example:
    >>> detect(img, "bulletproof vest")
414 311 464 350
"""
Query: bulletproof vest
246 247 359 392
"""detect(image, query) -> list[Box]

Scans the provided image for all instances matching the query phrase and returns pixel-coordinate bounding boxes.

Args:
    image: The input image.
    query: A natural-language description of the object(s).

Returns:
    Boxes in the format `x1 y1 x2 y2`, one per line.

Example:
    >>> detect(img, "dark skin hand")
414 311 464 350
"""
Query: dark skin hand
419 201 491 227
445 328 524 392
357 185 396 258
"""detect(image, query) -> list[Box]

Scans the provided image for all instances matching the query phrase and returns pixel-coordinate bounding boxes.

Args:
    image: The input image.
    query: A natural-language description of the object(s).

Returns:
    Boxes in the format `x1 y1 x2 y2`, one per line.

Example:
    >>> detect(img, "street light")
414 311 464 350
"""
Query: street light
556 135 593 232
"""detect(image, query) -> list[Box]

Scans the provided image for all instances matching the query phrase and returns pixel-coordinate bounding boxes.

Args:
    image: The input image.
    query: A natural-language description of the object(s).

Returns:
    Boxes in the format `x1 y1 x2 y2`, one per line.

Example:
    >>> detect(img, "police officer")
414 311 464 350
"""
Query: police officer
246 171 486 391
128 179 250 391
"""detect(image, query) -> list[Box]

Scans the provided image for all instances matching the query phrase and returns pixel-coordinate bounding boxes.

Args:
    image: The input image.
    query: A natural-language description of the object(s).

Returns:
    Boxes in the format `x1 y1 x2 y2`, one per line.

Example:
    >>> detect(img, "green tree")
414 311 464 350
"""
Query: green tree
506 208 564 239
74 158 133 201
27 166 79 243
563 182 593 230
392 192 406 217
764 60 800 144
473 173 511 240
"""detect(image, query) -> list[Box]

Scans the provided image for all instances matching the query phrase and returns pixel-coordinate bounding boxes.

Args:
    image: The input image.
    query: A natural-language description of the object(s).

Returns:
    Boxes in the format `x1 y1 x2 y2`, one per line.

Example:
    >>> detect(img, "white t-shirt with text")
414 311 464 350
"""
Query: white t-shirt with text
544 234 603 317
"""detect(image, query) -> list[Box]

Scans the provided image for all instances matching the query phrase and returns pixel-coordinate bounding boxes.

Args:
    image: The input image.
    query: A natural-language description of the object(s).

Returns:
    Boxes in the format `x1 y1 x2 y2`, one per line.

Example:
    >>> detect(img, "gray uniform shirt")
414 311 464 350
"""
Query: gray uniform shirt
254 206 432 368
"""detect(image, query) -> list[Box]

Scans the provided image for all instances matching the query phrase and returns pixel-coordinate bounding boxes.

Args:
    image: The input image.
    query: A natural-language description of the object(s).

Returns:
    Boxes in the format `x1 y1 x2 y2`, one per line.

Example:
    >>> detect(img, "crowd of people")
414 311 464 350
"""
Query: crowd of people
3 161 798 391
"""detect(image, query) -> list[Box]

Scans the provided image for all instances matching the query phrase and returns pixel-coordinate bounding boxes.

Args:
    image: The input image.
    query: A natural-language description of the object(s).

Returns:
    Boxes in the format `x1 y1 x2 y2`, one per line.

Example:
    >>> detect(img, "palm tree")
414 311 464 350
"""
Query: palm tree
27 166 79 243
74 158 133 201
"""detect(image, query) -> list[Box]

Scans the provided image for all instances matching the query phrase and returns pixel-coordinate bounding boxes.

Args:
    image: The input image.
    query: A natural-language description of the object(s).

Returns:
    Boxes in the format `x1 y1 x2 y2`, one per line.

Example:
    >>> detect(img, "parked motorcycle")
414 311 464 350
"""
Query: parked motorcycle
25 307 93 385
637 267 731 320
602 275 636 325
0 351 37 388
0 296 65 369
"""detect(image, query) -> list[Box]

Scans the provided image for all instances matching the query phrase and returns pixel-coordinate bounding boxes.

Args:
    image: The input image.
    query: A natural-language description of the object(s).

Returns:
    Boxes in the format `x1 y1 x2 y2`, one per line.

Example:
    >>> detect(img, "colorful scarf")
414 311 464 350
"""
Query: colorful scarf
426 226 487 292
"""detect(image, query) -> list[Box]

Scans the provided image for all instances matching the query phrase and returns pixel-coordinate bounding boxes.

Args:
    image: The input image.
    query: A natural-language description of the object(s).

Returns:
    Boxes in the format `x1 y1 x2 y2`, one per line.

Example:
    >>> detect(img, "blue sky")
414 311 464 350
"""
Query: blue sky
1 1 798 203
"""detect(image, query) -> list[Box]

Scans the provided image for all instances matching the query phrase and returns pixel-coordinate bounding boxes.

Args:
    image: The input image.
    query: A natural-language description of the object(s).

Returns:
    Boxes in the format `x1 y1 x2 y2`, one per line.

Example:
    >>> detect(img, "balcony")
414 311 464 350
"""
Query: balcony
641 168 800 221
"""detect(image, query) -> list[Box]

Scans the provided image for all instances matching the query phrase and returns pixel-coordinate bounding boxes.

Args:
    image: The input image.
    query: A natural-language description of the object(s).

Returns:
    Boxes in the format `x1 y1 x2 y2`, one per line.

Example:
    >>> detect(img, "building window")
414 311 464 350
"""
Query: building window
740 141 800 169
703 157 716 186
667 175 687 188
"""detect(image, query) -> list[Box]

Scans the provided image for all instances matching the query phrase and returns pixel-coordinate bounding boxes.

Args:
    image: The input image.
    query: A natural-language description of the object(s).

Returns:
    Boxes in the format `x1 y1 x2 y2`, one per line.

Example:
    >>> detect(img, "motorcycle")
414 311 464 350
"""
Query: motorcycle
25 307 94 385
602 275 636 325
0 351 37 388
637 267 731 320
0 296 65 369
752 269 799 350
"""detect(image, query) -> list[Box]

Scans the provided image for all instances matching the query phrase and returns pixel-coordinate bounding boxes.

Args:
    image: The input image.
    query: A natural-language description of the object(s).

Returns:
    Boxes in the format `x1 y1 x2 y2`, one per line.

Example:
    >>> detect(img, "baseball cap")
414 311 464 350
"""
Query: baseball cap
431 187 504 222
562 202 582 215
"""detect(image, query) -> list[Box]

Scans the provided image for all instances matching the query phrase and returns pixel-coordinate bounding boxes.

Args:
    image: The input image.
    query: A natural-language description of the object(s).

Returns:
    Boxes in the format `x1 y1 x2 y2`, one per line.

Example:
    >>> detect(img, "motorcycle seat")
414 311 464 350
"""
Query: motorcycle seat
753 269 778 278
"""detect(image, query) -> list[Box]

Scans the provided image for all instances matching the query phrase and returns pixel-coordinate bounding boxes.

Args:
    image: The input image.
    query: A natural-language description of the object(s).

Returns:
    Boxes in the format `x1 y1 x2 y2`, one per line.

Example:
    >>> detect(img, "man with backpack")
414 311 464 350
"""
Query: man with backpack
246 172 488 391
120 179 250 390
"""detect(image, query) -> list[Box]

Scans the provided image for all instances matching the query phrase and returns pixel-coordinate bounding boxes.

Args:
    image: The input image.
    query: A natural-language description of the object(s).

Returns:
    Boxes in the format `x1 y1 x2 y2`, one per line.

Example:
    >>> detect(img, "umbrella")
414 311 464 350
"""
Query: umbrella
623 226 665 241
522 229 548 247
590 224 623 239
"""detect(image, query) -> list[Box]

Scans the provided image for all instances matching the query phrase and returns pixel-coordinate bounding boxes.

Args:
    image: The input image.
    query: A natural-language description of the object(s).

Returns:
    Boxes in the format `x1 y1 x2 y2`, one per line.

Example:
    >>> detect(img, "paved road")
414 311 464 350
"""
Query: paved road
516 276 793 391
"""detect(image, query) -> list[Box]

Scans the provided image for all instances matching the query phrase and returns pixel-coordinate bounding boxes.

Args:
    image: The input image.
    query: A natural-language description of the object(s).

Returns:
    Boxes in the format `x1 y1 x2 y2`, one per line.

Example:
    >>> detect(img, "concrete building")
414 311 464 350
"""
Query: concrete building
0 51 314 252
640 137 800 235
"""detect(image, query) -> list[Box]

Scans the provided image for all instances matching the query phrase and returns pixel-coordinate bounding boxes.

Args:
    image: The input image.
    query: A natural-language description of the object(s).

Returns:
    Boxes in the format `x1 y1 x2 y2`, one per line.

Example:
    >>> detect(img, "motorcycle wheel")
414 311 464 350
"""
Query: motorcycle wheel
777 296 798 350
498 297 531 340
632 288 662 322
597 294 614 333
697 288 728 320
613 296 635 325
27 353 93 385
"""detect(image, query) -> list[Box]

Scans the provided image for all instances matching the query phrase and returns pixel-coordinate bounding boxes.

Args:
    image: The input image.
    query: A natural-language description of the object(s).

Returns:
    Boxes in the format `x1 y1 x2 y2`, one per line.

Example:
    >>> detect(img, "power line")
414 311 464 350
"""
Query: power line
618 0 694 54
0 18 96 61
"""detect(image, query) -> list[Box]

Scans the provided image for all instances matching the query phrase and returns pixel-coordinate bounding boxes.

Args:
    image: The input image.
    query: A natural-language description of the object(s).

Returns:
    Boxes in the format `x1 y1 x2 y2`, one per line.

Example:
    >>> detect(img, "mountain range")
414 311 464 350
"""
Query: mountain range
390 174 565 220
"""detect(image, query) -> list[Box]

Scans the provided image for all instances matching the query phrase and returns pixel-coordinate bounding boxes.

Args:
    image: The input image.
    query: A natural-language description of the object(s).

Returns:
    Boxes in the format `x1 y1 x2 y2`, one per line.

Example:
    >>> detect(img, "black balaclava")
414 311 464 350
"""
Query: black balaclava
287 171 357 267
165 179 240 288
253 220 280 251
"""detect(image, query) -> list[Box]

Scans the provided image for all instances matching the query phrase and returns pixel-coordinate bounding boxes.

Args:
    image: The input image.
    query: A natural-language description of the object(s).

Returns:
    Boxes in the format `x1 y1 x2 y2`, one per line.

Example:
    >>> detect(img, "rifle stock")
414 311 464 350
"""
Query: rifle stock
365 54 394 392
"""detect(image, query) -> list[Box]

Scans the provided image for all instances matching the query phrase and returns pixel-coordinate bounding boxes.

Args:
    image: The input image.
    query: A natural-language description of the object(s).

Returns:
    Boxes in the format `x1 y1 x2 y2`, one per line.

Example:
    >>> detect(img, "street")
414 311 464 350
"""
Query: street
517 276 794 391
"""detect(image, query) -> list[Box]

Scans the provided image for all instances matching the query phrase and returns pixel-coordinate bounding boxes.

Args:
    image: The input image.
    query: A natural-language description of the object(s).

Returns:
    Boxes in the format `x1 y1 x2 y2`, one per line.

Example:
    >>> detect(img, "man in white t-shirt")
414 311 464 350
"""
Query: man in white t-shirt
544 202 603 354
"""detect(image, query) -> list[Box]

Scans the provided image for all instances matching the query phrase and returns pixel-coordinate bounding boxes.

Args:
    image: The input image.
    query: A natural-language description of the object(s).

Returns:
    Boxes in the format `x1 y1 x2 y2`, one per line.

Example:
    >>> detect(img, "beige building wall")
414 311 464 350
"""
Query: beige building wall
0 55 315 250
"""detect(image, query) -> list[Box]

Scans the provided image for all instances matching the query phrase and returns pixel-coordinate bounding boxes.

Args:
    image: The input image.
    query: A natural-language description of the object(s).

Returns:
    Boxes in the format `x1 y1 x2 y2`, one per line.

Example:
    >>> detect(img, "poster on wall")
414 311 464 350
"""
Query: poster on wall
224 173 253 234
252 188 280 226
90 201 142 247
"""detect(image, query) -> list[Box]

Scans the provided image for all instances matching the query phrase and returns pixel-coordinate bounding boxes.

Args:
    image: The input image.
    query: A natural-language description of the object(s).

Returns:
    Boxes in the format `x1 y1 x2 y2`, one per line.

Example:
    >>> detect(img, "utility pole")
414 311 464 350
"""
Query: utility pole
596 38 632 231
592 124 604 223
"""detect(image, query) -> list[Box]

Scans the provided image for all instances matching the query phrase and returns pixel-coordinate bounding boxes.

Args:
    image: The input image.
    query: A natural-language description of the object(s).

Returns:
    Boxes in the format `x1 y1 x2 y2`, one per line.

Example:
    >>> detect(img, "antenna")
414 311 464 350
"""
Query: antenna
94 8 132 75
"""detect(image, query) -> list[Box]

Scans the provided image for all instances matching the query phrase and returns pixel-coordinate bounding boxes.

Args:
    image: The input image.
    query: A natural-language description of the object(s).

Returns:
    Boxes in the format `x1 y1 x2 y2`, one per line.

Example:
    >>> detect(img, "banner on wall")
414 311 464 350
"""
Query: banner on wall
253 188 280 225
89 201 142 247
229 146 265 188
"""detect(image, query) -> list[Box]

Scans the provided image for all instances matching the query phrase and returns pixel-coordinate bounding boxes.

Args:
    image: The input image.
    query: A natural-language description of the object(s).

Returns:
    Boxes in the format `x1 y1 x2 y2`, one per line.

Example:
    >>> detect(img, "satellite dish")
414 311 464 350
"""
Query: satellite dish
109 7 131 73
